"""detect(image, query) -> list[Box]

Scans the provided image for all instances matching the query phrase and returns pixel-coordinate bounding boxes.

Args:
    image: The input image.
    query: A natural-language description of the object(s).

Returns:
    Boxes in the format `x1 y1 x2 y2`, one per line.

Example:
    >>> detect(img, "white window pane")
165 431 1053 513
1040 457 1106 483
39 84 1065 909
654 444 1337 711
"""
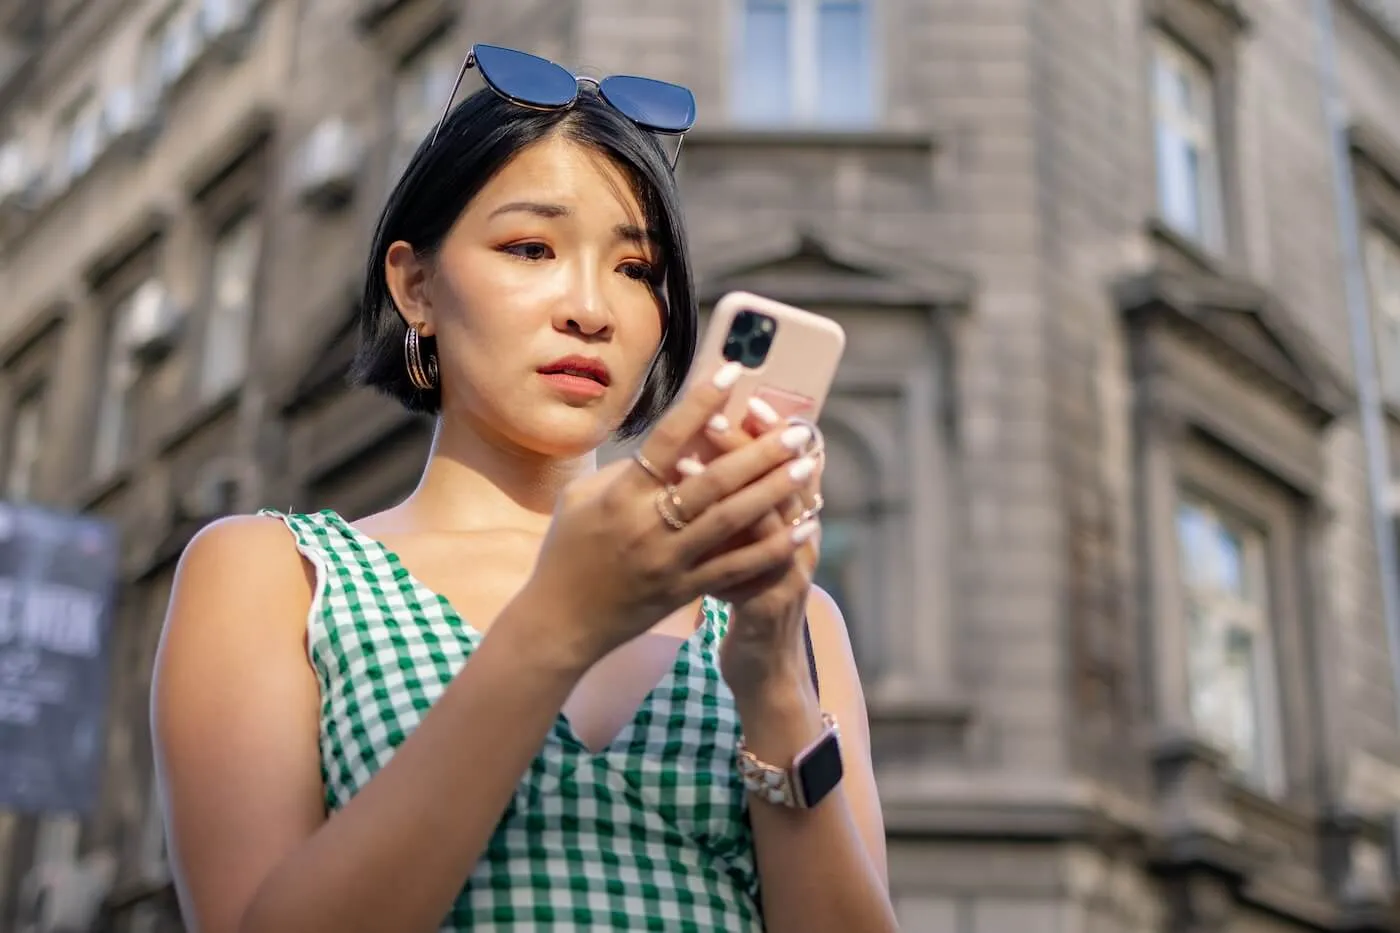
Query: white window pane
201 215 261 398
1153 35 1222 249
1156 125 1199 236
816 1 874 124
735 0 792 123
1366 231 1400 401
93 301 137 477
1177 495 1278 792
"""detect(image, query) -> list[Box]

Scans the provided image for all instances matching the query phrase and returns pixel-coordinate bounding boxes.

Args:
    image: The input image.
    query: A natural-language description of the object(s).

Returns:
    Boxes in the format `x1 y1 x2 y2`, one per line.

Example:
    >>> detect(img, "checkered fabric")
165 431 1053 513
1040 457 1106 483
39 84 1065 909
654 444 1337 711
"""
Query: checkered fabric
262 509 764 932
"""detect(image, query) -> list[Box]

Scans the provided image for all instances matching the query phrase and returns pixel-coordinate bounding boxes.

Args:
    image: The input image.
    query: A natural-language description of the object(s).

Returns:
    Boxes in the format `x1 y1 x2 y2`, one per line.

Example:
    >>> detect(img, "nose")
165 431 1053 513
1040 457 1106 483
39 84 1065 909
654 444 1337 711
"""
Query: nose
553 262 613 339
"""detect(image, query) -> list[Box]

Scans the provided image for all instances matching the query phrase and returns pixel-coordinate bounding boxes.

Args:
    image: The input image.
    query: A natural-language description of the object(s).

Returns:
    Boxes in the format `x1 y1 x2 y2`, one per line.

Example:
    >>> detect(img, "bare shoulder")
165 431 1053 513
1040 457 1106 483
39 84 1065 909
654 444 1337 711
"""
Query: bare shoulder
157 514 318 677
170 515 316 624
155 515 326 931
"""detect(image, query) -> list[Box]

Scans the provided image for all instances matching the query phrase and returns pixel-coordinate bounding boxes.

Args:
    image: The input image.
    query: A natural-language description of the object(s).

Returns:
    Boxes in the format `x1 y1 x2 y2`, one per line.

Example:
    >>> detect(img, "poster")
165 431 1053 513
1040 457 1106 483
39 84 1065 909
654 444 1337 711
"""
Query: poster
0 503 118 814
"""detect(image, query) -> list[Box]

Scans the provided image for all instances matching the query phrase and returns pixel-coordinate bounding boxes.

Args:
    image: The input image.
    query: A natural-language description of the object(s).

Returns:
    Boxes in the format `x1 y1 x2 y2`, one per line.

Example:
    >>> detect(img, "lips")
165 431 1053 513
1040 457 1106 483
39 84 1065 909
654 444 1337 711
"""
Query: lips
538 355 612 387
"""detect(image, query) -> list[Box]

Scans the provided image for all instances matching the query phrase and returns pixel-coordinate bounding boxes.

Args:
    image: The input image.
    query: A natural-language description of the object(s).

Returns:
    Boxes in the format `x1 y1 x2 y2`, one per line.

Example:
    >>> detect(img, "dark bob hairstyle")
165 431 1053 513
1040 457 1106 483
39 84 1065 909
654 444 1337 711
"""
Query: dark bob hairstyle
351 85 698 439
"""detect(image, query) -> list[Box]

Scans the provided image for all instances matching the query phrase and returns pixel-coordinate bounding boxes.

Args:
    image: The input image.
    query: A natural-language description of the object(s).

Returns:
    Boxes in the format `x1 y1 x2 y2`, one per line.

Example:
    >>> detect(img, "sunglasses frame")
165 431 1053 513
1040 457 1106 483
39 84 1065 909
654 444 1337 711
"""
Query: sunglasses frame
427 44 692 168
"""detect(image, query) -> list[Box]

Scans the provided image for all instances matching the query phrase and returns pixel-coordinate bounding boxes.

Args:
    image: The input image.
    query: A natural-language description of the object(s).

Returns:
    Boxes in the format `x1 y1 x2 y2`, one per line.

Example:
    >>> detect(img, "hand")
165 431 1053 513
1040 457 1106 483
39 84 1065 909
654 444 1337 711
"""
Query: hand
703 400 826 705
518 364 823 668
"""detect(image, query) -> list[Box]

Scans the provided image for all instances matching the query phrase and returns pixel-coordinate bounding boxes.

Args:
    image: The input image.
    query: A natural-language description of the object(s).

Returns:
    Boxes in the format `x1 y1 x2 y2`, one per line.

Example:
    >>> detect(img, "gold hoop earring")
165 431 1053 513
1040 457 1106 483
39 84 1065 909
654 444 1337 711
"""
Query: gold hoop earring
404 321 439 391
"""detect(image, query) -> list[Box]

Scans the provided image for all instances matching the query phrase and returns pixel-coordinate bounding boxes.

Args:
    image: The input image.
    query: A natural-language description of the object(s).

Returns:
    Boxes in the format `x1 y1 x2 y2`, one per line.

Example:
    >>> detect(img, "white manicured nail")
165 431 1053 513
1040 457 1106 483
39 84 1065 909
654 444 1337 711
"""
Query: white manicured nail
712 362 743 390
707 414 731 433
676 456 706 476
792 521 820 545
789 457 816 482
780 424 813 451
748 396 780 425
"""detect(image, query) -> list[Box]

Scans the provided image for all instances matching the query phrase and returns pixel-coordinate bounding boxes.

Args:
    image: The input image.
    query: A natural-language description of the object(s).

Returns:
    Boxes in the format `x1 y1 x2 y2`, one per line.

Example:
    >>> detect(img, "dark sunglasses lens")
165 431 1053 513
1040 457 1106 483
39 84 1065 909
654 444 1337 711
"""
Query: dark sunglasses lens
599 76 697 133
474 44 576 107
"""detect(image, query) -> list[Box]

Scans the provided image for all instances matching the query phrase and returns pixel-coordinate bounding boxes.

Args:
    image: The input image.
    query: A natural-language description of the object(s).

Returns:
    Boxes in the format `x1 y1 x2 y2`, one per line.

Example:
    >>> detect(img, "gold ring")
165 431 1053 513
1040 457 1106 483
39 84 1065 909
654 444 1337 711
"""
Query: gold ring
632 450 668 485
654 489 688 531
791 492 825 527
667 486 692 522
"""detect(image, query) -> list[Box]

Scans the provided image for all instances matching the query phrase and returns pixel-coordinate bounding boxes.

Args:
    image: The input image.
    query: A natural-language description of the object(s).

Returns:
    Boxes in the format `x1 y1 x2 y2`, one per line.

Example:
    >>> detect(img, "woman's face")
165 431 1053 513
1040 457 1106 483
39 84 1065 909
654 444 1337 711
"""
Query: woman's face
387 134 668 458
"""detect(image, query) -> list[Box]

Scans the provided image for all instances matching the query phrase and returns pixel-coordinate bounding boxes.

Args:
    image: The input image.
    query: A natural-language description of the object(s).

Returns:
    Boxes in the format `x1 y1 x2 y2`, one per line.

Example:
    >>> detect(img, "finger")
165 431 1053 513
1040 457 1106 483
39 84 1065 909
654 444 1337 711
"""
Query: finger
669 421 815 522
741 396 783 437
633 360 746 481
677 450 820 561
685 516 821 595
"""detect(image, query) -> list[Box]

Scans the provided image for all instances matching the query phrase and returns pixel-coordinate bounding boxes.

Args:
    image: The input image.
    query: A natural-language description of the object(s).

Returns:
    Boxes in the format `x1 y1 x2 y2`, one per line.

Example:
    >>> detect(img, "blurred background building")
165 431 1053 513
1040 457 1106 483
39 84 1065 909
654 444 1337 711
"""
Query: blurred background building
0 0 1399 930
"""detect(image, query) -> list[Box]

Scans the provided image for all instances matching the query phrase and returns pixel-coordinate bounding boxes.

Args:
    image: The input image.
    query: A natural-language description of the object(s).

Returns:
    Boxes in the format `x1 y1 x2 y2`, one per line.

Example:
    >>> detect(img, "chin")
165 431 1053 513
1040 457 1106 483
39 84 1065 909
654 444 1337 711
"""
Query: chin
515 406 619 459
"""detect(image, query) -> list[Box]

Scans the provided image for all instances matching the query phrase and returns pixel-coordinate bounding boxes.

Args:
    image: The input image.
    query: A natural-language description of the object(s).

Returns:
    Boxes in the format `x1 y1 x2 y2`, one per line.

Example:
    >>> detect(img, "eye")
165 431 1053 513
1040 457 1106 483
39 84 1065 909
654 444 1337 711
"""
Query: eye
619 261 655 282
502 242 553 261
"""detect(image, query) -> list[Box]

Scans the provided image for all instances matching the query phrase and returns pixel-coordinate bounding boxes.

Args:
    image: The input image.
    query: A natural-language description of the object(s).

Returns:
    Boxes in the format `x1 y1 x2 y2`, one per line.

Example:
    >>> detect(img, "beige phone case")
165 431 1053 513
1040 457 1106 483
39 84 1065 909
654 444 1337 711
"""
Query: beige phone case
680 291 847 465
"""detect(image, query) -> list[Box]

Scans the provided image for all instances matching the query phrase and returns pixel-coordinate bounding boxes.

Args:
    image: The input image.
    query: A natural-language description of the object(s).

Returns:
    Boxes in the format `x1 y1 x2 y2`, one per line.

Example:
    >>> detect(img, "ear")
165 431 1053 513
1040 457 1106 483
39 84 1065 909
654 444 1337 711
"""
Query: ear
384 240 438 336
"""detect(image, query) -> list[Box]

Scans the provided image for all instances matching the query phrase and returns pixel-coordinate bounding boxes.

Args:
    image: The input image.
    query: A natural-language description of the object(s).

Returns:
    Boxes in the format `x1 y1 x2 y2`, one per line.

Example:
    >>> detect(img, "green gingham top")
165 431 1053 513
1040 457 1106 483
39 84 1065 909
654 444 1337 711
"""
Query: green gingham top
264 509 764 931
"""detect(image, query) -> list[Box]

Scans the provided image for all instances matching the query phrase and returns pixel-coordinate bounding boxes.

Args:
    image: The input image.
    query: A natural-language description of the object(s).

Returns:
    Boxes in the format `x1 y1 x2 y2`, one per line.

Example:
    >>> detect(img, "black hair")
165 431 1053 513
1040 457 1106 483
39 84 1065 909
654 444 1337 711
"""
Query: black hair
351 85 698 440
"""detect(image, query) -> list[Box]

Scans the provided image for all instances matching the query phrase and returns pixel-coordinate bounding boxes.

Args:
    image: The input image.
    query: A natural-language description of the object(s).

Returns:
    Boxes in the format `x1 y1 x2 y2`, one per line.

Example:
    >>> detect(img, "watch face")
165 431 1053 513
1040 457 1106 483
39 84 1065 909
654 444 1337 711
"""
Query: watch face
796 733 844 808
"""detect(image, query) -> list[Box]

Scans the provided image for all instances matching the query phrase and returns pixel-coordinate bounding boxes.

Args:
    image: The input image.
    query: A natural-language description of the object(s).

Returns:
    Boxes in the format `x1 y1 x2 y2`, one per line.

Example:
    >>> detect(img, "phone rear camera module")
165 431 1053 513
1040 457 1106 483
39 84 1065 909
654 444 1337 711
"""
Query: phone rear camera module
722 310 779 368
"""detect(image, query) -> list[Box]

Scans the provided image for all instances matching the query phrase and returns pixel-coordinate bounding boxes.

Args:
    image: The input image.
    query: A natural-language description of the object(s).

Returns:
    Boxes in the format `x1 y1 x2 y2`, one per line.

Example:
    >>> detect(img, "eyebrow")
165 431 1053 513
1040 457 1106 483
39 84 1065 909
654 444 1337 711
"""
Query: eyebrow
488 201 657 245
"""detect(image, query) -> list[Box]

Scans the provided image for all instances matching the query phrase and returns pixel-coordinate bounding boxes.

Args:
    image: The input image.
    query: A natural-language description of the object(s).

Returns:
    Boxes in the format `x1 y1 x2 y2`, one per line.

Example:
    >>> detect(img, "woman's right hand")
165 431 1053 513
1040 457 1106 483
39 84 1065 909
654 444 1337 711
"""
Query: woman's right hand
520 362 820 666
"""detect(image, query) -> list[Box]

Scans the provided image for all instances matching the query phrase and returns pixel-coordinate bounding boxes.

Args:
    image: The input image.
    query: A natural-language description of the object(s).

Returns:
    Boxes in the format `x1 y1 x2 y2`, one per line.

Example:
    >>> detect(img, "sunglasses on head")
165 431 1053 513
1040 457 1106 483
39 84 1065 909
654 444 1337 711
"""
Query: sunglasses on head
428 44 698 168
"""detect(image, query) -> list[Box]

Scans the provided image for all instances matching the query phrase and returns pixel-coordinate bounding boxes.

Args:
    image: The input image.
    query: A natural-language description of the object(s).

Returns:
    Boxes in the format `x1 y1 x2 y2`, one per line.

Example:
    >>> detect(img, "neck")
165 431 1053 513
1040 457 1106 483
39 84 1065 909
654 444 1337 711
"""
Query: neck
402 416 597 535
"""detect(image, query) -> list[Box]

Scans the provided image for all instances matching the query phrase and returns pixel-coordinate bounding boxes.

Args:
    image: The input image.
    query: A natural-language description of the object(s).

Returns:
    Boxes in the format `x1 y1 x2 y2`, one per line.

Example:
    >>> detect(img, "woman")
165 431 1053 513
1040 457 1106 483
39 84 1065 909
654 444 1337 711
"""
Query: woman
152 45 896 933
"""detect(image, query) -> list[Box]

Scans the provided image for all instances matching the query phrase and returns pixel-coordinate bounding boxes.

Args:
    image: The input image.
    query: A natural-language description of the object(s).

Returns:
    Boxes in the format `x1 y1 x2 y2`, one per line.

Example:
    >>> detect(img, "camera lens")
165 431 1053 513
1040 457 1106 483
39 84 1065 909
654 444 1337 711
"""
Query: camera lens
730 311 756 336
747 332 773 364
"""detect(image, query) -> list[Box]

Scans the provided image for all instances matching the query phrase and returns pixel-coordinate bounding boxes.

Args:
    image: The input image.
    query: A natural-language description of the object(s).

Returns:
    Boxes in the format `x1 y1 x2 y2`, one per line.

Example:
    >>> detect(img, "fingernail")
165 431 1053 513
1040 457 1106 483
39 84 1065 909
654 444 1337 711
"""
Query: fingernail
712 362 743 390
792 520 820 545
789 456 816 482
780 424 813 451
748 396 780 425
707 414 731 434
676 456 705 476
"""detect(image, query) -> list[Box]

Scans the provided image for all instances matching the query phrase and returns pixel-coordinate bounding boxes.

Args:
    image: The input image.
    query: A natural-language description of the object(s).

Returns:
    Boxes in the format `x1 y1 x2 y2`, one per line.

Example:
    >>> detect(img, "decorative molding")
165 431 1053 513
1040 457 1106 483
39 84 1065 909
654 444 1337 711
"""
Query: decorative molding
697 224 975 309
1116 267 1351 425
1146 0 1252 42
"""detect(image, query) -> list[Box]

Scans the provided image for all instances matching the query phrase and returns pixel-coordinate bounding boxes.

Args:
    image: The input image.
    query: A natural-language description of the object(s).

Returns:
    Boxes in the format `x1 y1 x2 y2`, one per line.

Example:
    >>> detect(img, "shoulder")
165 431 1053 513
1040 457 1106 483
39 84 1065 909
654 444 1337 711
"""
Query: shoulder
169 514 317 629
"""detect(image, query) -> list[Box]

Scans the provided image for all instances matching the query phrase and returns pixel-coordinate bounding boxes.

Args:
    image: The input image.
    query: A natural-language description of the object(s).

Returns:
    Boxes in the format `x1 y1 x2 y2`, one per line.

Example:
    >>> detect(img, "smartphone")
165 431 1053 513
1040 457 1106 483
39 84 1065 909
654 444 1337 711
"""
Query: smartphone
679 291 846 464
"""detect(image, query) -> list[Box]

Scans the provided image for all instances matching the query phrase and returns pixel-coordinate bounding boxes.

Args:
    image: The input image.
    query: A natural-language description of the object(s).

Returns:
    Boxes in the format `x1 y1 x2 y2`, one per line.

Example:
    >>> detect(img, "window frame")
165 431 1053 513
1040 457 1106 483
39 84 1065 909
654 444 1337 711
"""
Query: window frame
1174 488 1285 795
198 206 263 401
1366 227 1400 404
1151 31 1226 252
4 382 46 502
729 0 881 128
54 91 101 190
90 290 143 480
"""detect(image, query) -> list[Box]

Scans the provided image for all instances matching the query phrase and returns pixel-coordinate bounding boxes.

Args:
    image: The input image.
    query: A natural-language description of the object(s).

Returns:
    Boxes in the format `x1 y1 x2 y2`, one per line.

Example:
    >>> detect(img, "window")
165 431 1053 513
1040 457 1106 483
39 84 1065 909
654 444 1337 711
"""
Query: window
389 39 460 180
1152 34 1225 251
55 94 101 187
1176 494 1282 793
199 211 262 399
142 5 198 97
733 0 876 126
92 292 142 477
5 386 44 501
1365 228 1400 403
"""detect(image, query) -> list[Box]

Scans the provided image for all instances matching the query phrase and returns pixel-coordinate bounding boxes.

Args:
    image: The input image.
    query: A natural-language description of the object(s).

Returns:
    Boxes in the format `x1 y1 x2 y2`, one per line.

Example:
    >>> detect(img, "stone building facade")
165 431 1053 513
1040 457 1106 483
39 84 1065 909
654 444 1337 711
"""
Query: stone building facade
0 0 1399 930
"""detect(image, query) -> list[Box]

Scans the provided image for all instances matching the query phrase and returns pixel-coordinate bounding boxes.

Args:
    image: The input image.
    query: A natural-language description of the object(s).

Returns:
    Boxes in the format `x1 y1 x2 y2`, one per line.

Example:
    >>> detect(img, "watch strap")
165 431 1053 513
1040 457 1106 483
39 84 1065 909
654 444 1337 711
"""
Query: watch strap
736 712 839 808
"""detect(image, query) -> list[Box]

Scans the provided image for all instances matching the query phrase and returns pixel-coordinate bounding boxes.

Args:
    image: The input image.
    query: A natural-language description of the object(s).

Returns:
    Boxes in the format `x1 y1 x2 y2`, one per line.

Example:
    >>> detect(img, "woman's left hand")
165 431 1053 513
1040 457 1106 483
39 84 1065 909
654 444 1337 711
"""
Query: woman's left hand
699 401 825 706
